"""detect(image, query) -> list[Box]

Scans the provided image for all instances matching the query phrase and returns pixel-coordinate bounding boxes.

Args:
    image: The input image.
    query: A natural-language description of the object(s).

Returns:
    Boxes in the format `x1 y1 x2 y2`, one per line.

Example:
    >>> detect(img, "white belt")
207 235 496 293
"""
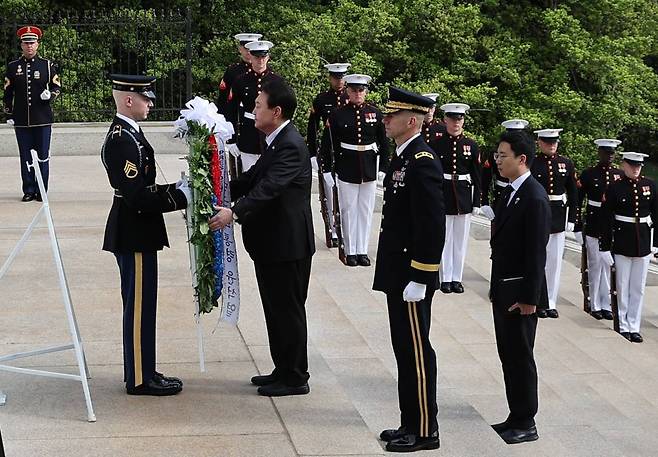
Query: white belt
615 215 651 224
495 179 508 187
444 173 471 183
548 193 566 203
243 112 255 120
587 199 602 208
340 142 377 152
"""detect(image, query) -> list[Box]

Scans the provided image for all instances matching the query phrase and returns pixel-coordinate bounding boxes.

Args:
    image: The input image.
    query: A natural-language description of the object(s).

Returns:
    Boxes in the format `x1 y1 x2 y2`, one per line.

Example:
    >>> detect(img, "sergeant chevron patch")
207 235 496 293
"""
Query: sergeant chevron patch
124 160 138 178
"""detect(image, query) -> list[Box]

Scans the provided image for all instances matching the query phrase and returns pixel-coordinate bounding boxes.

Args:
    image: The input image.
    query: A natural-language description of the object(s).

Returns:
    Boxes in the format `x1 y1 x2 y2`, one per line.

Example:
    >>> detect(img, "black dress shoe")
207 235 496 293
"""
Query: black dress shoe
536 309 548 318
35 193 42 202
356 254 371 266
331 238 339 248
451 281 464 293
126 377 182 396
630 332 643 343
546 309 559 318
153 371 183 387
21 193 35 202
385 433 440 452
440 282 452 294
257 381 309 397
601 310 614 320
620 332 632 341
491 421 509 433
590 310 603 320
346 255 358 267
251 372 278 386
497 425 538 444
379 426 407 442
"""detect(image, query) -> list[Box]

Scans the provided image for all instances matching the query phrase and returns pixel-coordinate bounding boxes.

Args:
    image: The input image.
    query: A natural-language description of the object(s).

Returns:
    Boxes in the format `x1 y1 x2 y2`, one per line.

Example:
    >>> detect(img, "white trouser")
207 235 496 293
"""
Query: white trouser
586 236 611 312
322 172 336 238
614 254 650 333
240 152 260 172
545 232 566 309
337 179 376 255
440 214 471 283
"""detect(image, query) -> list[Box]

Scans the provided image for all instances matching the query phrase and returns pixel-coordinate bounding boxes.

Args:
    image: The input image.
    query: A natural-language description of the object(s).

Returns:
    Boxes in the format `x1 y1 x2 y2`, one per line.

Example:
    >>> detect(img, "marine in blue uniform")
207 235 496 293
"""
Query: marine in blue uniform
375 87 445 453
599 152 658 343
215 33 262 114
420 93 446 154
574 139 623 320
101 74 191 395
3 26 61 202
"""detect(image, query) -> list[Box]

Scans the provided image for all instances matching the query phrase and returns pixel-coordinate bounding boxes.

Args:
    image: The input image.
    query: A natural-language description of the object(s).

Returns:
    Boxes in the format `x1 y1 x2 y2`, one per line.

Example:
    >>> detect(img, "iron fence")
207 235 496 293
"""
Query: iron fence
1 9 192 122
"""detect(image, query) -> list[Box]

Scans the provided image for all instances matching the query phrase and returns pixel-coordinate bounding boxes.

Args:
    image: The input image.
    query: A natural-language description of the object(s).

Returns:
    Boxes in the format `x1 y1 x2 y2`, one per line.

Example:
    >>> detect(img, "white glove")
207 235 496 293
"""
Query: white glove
403 281 427 302
323 172 335 188
40 89 51 101
178 181 192 205
6 119 14 126
471 207 481 216
480 205 495 221
227 143 241 158
652 246 658 255
175 178 186 189
566 222 575 232
377 171 386 183
601 251 614 267
574 232 583 245
310 156 318 171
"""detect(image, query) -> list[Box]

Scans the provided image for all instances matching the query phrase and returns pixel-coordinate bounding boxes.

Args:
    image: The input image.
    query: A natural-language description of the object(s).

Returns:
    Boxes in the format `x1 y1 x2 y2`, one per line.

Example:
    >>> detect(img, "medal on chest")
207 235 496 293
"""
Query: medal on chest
16 65 23 75
365 112 377 123
463 144 471 157
643 185 651 197
558 162 567 174
391 159 409 189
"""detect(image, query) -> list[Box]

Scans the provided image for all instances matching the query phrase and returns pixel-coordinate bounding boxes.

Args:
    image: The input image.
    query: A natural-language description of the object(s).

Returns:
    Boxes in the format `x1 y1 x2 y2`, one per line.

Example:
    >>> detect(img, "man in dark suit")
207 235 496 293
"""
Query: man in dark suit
210 79 315 397
489 130 550 444
374 87 445 452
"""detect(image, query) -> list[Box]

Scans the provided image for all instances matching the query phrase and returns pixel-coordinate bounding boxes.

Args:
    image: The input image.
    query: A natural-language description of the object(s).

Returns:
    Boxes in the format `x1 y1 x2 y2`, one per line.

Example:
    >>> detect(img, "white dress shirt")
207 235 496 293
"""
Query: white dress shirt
265 119 291 147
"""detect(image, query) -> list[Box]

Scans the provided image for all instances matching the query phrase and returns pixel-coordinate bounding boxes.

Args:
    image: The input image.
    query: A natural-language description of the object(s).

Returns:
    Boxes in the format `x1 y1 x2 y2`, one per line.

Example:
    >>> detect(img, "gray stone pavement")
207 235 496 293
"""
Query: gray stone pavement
0 153 657 456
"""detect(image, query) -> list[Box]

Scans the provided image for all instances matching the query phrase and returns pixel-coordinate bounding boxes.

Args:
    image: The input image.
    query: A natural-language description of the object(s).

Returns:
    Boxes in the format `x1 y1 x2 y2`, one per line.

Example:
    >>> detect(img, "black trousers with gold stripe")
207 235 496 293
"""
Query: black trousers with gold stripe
386 291 438 437
115 251 158 388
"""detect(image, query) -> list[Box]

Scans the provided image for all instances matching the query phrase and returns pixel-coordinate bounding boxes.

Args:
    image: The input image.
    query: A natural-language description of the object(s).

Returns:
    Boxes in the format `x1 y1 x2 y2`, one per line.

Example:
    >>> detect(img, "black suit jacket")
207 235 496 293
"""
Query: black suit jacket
490 174 550 309
231 122 316 264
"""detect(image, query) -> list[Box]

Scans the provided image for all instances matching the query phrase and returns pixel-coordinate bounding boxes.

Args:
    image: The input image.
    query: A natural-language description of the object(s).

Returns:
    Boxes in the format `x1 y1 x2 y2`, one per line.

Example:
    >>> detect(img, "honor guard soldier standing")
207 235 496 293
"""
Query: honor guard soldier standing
102 74 192 395
374 87 444 453
420 93 446 154
307 62 350 247
215 33 262 114
225 40 282 172
480 119 529 221
574 139 623 320
320 73 390 267
599 152 658 343
531 128 577 318
434 103 481 293
3 26 61 202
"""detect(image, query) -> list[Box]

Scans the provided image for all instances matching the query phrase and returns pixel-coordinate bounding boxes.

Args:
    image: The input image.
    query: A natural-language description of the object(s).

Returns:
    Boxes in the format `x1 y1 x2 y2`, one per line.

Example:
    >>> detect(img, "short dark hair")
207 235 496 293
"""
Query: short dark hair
499 130 536 167
261 79 297 120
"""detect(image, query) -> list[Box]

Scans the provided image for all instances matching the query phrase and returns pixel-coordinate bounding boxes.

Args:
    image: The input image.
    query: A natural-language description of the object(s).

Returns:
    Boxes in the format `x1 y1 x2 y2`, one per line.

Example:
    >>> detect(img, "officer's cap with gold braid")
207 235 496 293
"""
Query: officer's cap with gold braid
383 87 434 115
17 25 42 43
109 74 156 101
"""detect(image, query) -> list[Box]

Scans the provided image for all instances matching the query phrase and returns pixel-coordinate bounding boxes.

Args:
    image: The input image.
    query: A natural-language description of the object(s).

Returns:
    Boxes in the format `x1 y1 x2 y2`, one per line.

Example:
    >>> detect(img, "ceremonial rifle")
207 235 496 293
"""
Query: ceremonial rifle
610 263 620 333
327 123 346 264
581 238 591 313
314 131 333 248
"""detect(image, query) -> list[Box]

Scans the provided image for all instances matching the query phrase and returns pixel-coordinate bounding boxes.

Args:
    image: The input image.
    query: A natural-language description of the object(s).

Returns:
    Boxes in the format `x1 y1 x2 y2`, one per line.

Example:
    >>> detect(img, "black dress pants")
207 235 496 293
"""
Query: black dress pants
254 256 312 386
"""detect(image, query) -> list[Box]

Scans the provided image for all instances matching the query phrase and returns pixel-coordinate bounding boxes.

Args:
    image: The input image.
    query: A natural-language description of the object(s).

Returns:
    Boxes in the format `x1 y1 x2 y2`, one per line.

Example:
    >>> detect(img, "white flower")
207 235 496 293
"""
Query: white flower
174 96 235 142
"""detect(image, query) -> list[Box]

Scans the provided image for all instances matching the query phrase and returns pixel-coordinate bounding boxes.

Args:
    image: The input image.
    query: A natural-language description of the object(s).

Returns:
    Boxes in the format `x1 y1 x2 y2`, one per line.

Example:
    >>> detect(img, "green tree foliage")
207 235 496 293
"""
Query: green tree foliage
2 0 657 169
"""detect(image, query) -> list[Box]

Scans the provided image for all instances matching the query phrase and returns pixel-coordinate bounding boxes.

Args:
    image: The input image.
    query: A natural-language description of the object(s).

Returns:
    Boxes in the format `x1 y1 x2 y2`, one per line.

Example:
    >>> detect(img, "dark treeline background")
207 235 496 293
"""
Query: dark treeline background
2 0 657 171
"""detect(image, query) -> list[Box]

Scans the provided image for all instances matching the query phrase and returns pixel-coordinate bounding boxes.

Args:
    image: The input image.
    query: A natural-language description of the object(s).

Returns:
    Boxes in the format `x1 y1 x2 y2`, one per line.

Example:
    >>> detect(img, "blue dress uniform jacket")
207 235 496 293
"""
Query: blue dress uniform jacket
3 55 61 126
530 153 578 233
575 164 623 237
434 133 481 214
320 102 390 184
225 67 283 155
599 176 658 257
373 136 446 293
422 119 446 155
481 153 509 208
306 88 349 169
215 61 249 114
101 116 187 253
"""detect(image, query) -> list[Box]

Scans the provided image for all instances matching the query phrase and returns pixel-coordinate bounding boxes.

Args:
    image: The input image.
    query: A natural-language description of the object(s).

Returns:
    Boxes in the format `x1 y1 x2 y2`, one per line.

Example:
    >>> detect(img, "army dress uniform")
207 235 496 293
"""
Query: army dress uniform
3 26 61 200
530 129 578 313
102 75 188 393
374 87 445 451
306 63 350 242
320 76 389 265
575 140 624 316
433 103 481 291
600 153 658 340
